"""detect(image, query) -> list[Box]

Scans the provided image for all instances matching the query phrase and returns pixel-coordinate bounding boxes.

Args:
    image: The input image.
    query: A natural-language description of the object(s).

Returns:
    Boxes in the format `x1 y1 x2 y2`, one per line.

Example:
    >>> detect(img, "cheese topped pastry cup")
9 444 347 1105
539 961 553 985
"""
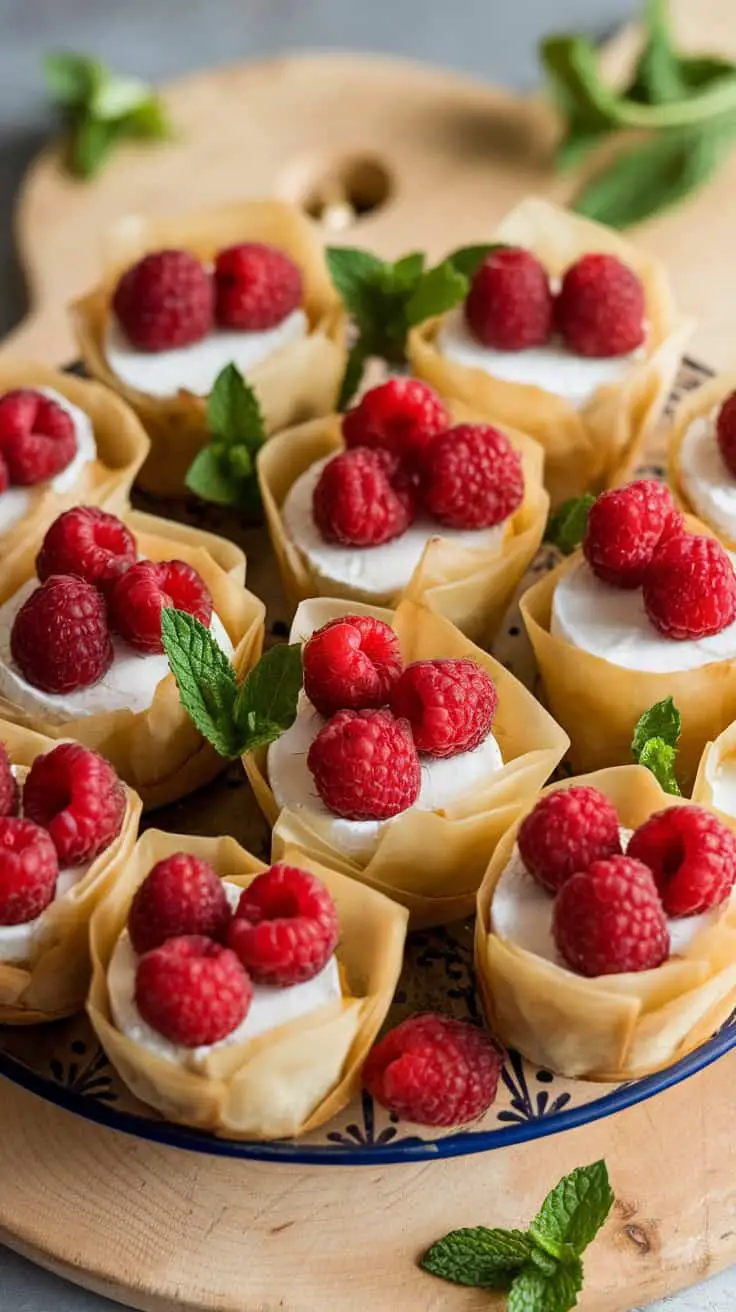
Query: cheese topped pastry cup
0 720 141 1025
71 199 347 498
475 765 736 1082
668 370 736 550
87 829 408 1141
0 519 265 809
257 400 548 649
244 597 569 928
408 198 693 509
693 720 736 833
0 362 148 552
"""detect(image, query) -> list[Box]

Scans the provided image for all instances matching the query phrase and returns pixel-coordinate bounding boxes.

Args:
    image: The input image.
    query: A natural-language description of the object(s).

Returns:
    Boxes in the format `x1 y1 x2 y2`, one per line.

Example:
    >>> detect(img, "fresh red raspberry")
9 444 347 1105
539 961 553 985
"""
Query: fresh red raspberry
423 423 524 531
389 658 497 758
227 864 339 987
313 447 414 547
553 855 669 976
518 786 622 894
716 392 736 478
112 249 214 352
465 247 553 351
214 242 302 331
11 575 113 694
110 559 213 654
643 533 736 639
363 1013 502 1126
23 743 126 867
0 389 77 486
0 453 8 493
627 805 736 917
342 378 449 469
135 934 251 1047
0 743 19 818
0 817 58 925
36 507 136 594
583 480 684 589
303 614 403 717
556 253 646 358
307 708 421 820
128 853 232 954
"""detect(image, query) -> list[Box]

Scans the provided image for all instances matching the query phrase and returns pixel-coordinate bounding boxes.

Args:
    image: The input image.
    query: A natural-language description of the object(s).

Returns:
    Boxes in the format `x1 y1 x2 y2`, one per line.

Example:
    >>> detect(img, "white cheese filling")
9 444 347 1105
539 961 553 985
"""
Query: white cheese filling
679 411 736 543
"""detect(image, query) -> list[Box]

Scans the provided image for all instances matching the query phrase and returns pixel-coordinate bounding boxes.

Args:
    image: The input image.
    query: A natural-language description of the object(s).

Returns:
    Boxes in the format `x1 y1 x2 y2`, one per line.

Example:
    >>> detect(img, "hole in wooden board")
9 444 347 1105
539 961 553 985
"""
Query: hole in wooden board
297 155 392 232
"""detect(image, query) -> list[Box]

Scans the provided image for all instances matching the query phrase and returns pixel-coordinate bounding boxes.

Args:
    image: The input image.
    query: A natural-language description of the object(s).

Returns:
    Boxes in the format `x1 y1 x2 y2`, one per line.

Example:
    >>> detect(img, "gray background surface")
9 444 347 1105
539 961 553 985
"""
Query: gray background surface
0 2 731 1310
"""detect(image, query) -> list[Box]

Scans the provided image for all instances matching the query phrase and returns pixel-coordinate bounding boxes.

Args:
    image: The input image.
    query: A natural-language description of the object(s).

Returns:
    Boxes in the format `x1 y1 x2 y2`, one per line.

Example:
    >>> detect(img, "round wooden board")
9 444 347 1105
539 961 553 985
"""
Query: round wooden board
0 1054 734 1312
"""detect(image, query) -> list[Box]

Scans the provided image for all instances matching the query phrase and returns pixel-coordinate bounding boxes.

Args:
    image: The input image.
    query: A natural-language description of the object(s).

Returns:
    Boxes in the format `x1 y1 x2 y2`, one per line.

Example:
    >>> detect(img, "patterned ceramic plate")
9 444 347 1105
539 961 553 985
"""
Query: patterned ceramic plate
1 356 732 1166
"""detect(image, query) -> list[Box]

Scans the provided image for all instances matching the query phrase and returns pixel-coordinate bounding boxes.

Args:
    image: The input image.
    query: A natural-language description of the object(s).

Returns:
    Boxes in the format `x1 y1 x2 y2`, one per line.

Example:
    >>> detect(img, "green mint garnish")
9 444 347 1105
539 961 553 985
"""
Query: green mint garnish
326 244 500 407
545 495 595 556
540 0 736 228
44 52 172 179
632 696 682 795
162 609 302 757
421 1160 613 1312
185 364 266 515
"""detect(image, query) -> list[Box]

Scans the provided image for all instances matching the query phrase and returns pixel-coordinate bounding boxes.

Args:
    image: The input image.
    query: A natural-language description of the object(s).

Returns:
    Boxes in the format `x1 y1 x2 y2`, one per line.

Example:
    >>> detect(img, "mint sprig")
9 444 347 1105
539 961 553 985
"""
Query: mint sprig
186 364 266 515
631 696 682 795
541 0 736 228
421 1160 613 1312
326 244 499 407
44 52 172 179
161 609 302 757
544 495 594 556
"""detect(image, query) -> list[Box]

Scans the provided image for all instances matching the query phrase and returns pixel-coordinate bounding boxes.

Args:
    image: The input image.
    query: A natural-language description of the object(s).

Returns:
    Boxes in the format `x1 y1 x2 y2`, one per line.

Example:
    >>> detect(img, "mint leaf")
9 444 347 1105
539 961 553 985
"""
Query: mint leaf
189 365 265 511
44 52 101 107
186 447 242 507
69 115 122 178
626 0 690 105
124 97 171 139
421 1228 532 1289
338 339 369 410
161 609 241 758
545 495 594 555
530 1161 613 1262
391 251 425 286
509 1259 583 1312
638 738 682 796
446 244 498 279
405 259 468 327
234 643 303 751
90 72 152 120
207 363 265 447
632 696 681 756
325 248 384 318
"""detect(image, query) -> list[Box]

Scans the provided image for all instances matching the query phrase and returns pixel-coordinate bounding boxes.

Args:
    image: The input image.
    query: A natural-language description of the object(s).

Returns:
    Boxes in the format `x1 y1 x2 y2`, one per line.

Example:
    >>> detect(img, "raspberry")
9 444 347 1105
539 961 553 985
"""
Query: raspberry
36 507 136 594
112 249 214 352
135 935 251 1047
23 743 126 867
342 378 449 469
556 253 646 358
553 855 669 976
227 864 339 987
716 392 736 479
110 559 213 654
643 533 736 640
583 479 684 589
0 743 19 818
389 658 497 758
313 447 414 547
11 575 113 695
627 805 736 917
0 818 58 925
363 1013 502 1126
518 786 622 894
0 389 76 486
464 247 553 351
0 453 8 494
423 423 524 531
214 242 302 331
128 853 232 954
303 615 403 717
307 708 421 820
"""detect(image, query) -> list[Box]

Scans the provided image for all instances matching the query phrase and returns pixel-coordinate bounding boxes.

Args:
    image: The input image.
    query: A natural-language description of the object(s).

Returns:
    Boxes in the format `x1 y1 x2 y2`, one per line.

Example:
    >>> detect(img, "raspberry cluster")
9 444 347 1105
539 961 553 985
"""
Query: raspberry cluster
517 786 736 977
113 243 303 352
130 858 339 1048
302 614 498 821
12 507 214 695
314 378 524 546
0 388 78 492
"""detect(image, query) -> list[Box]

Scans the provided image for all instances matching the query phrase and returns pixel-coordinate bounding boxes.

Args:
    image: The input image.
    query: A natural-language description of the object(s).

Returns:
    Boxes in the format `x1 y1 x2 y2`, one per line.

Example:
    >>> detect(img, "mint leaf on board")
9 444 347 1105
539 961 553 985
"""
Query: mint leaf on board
420 1228 533 1289
545 494 595 556
638 738 682 796
404 259 468 327
529 1160 614 1262
187 365 266 511
625 0 690 105
234 643 303 751
44 52 101 107
161 609 241 759
186 447 244 507
69 115 122 179
508 1259 583 1312
632 696 681 757
207 362 265 447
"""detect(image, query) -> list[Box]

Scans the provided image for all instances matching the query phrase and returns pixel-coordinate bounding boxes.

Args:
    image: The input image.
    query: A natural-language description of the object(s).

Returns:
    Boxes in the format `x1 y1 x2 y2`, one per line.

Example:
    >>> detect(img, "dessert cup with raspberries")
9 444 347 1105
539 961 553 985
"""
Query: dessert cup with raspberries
87 828 407 1140
0 362 148 557
668 369 736 550
0 720 141 1024
71 200 346 497
408 197 692 508
0 506 265 808
244 596 568 927
521 478 736 786
693 719 736 831
258 377 548 648
475 766 736 1081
